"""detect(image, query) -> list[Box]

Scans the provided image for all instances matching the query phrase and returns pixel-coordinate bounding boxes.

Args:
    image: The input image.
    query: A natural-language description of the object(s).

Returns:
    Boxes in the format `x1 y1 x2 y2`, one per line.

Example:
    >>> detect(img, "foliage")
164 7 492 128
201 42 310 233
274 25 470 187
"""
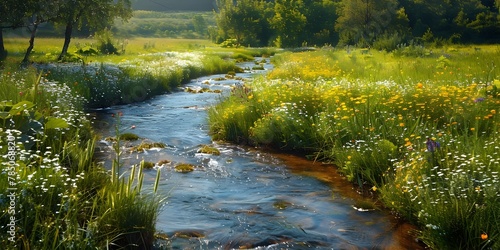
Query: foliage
214 0 272 47
212 0 500 48
208 46 500 249
335 0 409 47
54 0 133 60
113 11 215 39
270 0 307 48
0 65 162 249
95 28 121 55
39 51 239 108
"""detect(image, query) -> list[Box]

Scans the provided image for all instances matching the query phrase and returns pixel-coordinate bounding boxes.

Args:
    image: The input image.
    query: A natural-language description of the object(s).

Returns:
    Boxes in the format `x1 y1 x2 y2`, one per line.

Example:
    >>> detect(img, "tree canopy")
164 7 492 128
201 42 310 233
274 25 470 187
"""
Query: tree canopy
0 0 132 62
214 0 500 48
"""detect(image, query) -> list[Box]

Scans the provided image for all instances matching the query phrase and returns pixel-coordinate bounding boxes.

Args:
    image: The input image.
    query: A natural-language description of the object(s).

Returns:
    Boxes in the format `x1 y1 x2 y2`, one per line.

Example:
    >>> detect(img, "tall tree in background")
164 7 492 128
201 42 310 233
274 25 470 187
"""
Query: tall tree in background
303 0 338 46
22 0 62 65
335 0 407 47
192 14 207 37
0 0 29 60
215 0 270 46
56 0 132 61
270 0 307 47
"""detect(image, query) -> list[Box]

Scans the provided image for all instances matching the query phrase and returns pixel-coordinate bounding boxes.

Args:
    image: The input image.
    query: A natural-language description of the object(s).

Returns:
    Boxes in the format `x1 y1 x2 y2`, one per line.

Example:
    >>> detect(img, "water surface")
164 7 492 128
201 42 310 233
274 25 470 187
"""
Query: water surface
92 59 424 249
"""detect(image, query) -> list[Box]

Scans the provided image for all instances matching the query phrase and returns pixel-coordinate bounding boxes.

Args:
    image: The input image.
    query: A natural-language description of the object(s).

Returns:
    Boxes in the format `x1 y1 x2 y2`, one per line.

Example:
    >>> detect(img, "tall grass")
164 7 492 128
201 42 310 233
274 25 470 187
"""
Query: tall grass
0 65 162 249
38 51 240 108
208 45 500 249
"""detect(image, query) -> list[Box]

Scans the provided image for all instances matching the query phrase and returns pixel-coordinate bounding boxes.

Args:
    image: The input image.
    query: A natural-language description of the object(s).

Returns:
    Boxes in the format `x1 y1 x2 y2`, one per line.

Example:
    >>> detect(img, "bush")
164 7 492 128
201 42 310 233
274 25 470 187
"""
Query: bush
95 28 120 55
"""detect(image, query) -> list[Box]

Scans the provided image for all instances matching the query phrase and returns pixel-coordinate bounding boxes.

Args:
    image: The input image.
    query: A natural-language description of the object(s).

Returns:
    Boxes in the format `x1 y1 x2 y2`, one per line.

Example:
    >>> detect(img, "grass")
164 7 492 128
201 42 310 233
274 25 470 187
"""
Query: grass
3 37 243 108
0 66 162 249
208 45 500 249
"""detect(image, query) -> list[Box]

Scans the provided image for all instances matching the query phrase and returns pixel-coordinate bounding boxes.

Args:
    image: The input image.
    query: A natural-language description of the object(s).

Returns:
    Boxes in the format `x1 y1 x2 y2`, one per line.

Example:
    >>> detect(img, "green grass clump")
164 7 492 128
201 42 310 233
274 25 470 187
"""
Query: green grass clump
208 45 500 249
0 65 162 249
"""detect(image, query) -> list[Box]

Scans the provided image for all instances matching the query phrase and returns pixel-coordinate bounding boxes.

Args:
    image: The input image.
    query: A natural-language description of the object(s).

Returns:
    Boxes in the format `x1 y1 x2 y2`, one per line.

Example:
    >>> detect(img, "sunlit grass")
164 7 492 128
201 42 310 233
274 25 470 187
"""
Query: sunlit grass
3 37 215 63
0 66 162 248
208 45 500 249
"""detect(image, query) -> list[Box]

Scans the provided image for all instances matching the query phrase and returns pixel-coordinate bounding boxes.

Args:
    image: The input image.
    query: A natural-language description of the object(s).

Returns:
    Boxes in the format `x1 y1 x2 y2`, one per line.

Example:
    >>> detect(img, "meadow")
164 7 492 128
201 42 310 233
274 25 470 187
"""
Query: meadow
0 66 162 248
3 37 250 108
0 36 275 248
2 33 499 249
208 45 500 250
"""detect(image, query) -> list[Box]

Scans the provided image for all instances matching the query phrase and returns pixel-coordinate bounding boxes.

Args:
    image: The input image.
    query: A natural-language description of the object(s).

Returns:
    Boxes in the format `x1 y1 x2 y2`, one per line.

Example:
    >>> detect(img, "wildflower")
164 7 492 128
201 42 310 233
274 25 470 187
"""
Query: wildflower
426 137 440 152
371 186 377 192
481 233 488 240
417 82 423 89
474 97 485 103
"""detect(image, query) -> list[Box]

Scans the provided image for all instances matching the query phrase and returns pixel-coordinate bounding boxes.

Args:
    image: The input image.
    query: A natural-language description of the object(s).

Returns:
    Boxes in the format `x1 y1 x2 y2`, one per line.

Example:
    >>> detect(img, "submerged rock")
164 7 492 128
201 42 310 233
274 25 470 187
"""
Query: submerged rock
132 141 167 152
197 144 221 155
174 163 195 173
173 230 205 239
273 200 293 210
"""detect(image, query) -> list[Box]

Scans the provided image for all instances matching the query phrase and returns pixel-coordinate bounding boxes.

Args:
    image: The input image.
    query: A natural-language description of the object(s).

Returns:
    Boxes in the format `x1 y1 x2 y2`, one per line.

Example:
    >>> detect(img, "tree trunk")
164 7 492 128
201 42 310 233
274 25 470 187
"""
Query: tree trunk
22 23 39 66
58 22 73 61
0 28 6 60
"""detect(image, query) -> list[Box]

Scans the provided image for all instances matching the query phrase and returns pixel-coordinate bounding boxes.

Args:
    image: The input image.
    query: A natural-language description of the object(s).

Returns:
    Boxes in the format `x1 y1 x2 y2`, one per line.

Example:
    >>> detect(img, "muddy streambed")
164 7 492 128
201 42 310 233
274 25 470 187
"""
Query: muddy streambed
92 59 424 249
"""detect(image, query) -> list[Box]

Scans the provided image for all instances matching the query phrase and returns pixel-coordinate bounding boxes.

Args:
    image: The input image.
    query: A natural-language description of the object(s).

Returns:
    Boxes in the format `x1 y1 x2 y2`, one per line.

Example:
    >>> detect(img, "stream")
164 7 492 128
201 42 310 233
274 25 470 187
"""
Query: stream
92 59 424 249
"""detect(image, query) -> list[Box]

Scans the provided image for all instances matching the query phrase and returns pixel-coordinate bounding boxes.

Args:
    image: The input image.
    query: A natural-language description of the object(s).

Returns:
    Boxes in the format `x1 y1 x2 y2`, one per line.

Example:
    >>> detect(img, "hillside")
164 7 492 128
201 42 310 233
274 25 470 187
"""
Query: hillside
132 0 215 11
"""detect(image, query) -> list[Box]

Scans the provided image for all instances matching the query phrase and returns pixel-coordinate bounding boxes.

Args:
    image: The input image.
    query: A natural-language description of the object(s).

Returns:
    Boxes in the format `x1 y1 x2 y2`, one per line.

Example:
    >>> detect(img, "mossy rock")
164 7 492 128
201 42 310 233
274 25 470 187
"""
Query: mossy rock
175 163 195 173
273 200 292 210
252 65 265 70
173 230 205 239
105 136 116 142
157 159 171 166
132 141 167 152
352 200 376 212
197 145 221 155
119 132 140 141
142 161 155 169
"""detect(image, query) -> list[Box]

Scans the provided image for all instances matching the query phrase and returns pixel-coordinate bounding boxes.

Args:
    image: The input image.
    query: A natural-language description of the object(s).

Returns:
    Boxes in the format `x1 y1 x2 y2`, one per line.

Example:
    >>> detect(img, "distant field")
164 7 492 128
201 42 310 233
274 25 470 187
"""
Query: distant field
113 10 215 38
3 37 215 63
131 0 215 11
3 10 215 40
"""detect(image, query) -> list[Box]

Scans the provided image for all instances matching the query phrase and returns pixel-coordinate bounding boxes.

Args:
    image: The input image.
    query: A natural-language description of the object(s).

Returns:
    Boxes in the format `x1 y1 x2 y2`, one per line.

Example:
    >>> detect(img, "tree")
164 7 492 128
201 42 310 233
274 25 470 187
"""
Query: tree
193 14 207 36
270 0 307 48
335 0 405 47
399 0 499 43
0 0 28 60
22 0 62 65
215 0 270 46
56 0 132 61
302 0 338 46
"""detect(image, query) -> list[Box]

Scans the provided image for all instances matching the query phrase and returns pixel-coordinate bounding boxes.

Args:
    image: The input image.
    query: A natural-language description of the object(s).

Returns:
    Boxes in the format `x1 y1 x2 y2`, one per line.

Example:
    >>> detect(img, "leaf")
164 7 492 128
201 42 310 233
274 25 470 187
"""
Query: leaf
45 117 69 130
9 101 35 116
0 111 11 119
